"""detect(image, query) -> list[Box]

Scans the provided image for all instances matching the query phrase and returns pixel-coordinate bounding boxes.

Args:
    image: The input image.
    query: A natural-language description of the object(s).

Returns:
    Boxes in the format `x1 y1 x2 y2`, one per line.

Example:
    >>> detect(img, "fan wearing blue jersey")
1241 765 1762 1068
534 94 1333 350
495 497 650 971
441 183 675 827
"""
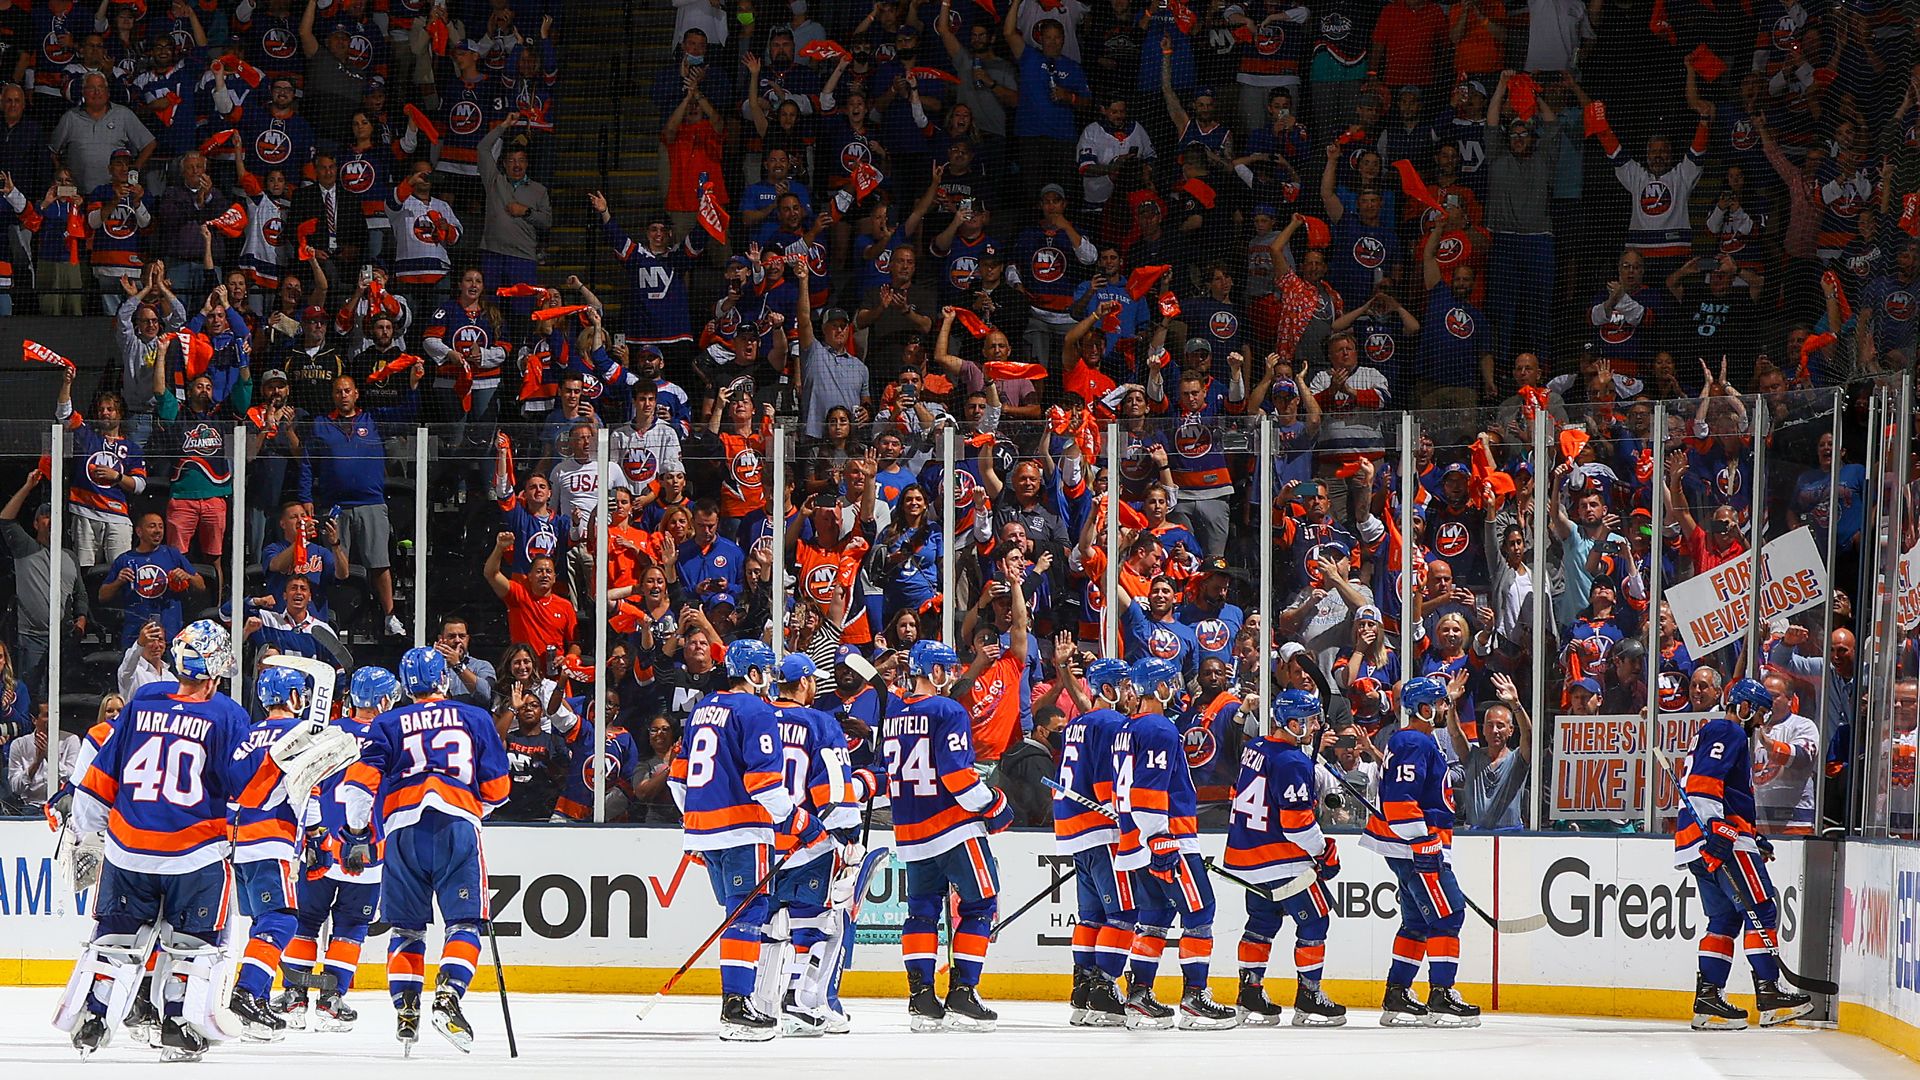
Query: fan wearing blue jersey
667 639 828 1043
1361 676 1480 1027
1225 689 1348 1027
342 647 511 1054
1677 678 1814 1031
226 664 322 1042
56 622 257 1062
1055 657 1136 1028
759 653 871 1034
881 639 1014 1033
272 667 400 1033
1113 657 1239 1030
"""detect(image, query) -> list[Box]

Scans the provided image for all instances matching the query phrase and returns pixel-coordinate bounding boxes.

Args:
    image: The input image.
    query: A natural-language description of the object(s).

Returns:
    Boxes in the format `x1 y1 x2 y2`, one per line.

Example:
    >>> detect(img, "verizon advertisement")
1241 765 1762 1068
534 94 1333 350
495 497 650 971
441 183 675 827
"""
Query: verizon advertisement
0 821 1827 1007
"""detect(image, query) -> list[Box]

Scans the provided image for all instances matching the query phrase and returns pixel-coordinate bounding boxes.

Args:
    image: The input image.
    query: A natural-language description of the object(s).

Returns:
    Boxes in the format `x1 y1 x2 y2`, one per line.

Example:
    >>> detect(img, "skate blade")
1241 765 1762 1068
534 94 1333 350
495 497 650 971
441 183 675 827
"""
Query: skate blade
1291 1012 1348 1027
718 1021 778 1042
239 1023 286 1043
1692 1013 1750 1031
1428 1014 1482 1029
1379 1011 1431 1027
944 1015 997 1033
1068 1007 1090 1026
159 1047 207 1063
907 1013 949 1033
1177 1012 1242 1031
430 1015 474 1053
1082 1012 1128 1028
316 1015 356 1032
1235 1008 1286 1027
401 1036 416 1058
1124 1013 1176 1030
779 1015 828 1038
1758 1004 1814 1028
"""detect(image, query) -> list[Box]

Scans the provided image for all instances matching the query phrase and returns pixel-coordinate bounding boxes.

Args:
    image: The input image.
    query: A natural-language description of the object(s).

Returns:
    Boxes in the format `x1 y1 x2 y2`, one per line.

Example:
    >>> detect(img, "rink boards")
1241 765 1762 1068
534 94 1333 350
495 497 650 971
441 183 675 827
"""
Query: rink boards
1835 841 1920 1060
0 821 1836 1019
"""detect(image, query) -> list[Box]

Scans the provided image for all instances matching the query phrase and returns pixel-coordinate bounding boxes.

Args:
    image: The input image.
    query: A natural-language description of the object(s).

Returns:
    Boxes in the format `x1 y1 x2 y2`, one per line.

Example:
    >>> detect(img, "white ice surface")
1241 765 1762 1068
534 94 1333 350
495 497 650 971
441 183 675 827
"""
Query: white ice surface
6 990 1916 1080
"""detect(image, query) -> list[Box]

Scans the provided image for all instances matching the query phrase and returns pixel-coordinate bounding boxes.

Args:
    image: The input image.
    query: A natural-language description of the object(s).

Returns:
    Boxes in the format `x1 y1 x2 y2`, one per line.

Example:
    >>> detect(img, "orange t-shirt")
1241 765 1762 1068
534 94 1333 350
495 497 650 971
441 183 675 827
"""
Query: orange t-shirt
964 651 1027 763
505 579 577 654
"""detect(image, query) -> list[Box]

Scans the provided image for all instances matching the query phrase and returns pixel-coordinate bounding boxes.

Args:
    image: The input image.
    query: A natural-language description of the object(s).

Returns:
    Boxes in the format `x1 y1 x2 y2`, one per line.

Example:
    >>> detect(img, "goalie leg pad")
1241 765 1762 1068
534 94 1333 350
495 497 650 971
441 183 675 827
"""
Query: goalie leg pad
53 928 154 1035
158 929 241 1043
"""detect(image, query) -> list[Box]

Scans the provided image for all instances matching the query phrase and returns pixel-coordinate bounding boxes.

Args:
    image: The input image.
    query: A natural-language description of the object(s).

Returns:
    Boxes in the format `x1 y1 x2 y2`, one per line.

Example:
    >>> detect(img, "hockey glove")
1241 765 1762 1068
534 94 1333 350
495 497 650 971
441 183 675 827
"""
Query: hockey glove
340 827 374 875
983 790 1014 833
1755 833 1775 862
1700 819 1738 871
1409 839 1446 876
1313 837 1341 881
301 824 333 875
850 768 880 803
790 806 826 848
1148 834 1182 882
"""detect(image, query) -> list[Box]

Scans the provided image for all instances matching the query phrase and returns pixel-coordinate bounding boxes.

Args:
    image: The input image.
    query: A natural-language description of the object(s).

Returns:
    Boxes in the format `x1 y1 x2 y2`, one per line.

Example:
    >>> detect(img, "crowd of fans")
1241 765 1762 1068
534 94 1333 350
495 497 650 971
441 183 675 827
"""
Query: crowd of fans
0 0 1909 829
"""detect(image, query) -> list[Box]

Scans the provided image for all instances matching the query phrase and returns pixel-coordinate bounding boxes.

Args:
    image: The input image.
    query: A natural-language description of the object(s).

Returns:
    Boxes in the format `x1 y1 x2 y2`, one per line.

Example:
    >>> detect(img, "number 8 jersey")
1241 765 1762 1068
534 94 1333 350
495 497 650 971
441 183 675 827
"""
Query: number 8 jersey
669 689 796 850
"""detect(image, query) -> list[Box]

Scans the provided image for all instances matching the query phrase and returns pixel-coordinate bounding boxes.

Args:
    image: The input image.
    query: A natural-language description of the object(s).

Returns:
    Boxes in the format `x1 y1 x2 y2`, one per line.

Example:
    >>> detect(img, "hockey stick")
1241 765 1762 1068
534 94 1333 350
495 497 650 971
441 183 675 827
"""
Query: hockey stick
262 653 339 727
989 865 1080 938
839 652 887 849
1041 778 1299 902
306 621 355 674
485 920 519 1057
634 847 802 1022
1328 776 1549 934
1653 746 1839 995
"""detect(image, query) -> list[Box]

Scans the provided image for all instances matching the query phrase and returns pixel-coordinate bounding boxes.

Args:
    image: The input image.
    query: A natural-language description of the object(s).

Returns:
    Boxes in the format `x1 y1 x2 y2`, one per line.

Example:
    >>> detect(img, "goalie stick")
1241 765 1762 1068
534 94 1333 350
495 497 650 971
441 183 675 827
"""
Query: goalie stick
1653 746 1839 996
838 652 888 850
1041 777 1309 903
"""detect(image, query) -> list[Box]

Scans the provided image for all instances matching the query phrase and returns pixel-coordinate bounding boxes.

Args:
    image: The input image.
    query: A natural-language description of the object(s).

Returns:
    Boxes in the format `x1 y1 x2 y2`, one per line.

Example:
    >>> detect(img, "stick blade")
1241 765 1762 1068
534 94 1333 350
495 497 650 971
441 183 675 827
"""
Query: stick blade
841 653 879 684
634 992 667 1022
1782 968 1840 996
1492 912 1552 934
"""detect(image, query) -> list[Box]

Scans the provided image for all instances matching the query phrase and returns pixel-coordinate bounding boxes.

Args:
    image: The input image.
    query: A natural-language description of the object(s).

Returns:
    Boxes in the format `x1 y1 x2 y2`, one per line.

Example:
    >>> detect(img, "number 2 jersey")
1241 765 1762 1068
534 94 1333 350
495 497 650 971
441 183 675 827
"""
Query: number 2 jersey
669 689 798 851
1673 715 1759 868
346 697 511 837
1223 736 1329 884
878 693 997 862
1053 707 1125 854
74 685 258 875
1112 709 1199 872
1361 726 1456 862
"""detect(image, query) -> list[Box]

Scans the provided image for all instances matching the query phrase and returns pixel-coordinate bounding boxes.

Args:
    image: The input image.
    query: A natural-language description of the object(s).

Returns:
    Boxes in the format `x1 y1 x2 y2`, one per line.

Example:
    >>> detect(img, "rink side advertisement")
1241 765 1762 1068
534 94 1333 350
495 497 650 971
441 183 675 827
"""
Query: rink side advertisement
1837 842 1920 1061
0 821 1822 1022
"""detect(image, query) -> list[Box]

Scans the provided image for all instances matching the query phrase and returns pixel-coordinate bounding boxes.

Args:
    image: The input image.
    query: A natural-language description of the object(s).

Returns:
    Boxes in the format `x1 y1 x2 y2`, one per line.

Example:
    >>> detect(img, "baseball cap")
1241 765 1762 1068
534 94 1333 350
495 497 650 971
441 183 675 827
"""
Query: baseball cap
706 592 737 609
1195 554 1234 577
1354 604 1382 625
1569 677 1602 696
1315 539 1351 560
1442 462 1470 478
1184 337 1213 354
1274 378 1299 397
822 307 852 325
301 305 328 321
260 369 290 385
1252 203 1279 220
727 254 754 272
835 644 865 668
110 147 134 160
1039 183 1067 199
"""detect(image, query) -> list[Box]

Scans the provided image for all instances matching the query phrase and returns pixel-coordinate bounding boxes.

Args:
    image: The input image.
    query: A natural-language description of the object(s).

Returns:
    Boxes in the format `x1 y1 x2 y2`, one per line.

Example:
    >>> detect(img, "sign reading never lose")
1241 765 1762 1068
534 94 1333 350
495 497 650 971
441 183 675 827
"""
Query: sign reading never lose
1664 526 1828 659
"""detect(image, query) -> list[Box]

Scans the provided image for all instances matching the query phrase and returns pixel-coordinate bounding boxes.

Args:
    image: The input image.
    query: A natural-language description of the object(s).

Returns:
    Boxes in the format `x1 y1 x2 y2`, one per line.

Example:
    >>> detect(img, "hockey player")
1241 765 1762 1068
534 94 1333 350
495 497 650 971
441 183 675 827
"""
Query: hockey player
1112 657 1238 1030
1361 675 1481 1027
1676 677 1814 1030
227 664 325 1041
342 647 511 1053
274 667 399 1032
881 639 1014 1033
56 621 272 1061
1224 689 1347 1027
760 653 865 1034
1054 657 1136 1027
668 639 827 1042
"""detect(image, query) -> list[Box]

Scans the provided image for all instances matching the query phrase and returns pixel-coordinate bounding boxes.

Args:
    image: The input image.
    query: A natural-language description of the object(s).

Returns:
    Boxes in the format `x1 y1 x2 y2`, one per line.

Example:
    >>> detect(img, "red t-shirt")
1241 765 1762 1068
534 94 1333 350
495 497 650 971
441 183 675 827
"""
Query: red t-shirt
505 579 578 654
664 118 727 214
1683 525 1747 573
1370 0 1449 88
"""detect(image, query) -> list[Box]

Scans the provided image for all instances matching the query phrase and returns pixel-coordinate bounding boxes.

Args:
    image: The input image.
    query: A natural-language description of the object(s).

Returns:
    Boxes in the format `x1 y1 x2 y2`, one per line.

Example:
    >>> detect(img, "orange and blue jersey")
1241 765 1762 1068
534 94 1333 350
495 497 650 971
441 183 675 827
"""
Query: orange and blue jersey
1673 716 1759 868
1153 406 1235 494
669 689 794 851
1361 726 1455 862
239 107 315 180
1176 600 1244 668
229 715 306 864
1120 604 1198 681
878 693 997 862
1112 709 1198 872
433 74 494 174
74 688 255 875
553 718 639 822
1053 707 1125 854
84 184 151 272
819 683 903 770
1224 736 1328 884
1013 225 1088 315
1175 689 1244 803
351 697 511 834
771 699 860 843
337 143 397 223
62 410 144 520
311 716 384 883
961 649 1028 765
